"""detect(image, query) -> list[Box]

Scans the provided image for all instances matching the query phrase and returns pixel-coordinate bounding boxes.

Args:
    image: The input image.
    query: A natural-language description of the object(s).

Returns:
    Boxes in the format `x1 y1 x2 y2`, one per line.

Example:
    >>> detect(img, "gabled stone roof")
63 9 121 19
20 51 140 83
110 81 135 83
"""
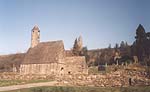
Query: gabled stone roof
22 40 65 64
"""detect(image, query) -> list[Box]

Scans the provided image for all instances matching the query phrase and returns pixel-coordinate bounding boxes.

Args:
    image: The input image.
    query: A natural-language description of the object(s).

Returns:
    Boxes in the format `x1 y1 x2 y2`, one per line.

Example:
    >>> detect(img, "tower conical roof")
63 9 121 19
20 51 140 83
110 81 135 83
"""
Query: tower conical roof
32 25 40 30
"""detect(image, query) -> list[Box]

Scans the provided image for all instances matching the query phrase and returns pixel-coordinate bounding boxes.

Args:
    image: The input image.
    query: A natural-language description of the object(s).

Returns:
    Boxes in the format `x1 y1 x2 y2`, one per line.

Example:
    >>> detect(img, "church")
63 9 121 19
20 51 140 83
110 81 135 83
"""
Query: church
0 25 88 75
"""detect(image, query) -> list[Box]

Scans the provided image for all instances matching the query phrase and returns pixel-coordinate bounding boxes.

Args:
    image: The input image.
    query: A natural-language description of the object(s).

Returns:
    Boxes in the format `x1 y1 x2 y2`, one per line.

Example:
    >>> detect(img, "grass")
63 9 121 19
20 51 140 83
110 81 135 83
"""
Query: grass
0 79 52 87
4 86 150 92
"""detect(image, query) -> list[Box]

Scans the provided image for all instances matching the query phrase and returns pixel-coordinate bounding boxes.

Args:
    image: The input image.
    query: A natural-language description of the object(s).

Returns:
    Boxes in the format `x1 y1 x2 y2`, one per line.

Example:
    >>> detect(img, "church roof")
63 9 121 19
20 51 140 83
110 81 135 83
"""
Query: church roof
32 25 40 30
22 40 65 64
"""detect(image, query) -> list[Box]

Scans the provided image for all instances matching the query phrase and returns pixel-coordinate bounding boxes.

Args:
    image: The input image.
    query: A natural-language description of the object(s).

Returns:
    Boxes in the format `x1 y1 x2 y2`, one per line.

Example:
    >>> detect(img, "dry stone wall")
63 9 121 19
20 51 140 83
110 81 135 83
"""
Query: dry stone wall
0 72 55 80
0 65 150 87
57 67 150 87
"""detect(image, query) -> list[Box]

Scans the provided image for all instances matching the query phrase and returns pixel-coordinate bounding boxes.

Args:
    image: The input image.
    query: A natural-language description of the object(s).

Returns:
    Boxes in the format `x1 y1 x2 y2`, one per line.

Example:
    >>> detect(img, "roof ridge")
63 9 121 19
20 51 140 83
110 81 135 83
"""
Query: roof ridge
39 40 63 44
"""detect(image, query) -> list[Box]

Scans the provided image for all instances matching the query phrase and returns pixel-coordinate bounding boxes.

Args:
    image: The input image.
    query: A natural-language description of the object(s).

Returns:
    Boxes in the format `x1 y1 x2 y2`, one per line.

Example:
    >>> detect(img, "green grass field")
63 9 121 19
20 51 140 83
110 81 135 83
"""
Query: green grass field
5 86 150 92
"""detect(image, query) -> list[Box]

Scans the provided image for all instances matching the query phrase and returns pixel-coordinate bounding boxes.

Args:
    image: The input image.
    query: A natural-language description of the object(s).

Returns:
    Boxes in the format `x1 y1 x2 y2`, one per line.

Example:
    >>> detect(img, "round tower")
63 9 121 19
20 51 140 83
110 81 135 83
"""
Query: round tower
31 25 40 48
77 35 83 51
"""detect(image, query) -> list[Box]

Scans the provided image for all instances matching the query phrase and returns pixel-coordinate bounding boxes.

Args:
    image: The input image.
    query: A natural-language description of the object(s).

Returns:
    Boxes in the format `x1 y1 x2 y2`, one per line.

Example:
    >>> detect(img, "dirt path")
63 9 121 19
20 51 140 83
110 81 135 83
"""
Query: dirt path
0 81 58 92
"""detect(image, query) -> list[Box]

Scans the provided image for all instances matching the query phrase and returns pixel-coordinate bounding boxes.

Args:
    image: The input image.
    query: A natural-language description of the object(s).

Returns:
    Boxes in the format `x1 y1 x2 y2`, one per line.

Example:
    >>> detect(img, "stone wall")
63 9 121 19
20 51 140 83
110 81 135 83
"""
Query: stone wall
0 72 55 80
20 56 88 75
1 64 150 87
57 69 150 87
64 56 88 75
20 63 62 75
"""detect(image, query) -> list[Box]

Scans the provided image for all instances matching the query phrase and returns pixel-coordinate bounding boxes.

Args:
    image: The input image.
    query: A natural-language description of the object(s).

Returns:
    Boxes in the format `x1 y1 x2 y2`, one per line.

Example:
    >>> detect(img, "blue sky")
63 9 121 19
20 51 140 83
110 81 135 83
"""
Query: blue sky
0 0 150 54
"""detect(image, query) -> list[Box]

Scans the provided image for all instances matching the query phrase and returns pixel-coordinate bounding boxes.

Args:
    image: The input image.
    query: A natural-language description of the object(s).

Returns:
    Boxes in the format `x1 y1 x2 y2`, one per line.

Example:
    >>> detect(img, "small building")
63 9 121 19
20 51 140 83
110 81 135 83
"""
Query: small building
19 25 88 75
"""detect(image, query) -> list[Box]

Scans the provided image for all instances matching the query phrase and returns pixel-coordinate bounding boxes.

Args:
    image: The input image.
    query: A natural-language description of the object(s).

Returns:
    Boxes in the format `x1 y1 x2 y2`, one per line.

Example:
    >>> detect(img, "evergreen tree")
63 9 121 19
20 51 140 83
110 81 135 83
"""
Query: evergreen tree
72 36 83 56
115 43 119 52
120 41 125 49
73 38 80 56
131 24 150 64
125 41 128 47
108 44 111 49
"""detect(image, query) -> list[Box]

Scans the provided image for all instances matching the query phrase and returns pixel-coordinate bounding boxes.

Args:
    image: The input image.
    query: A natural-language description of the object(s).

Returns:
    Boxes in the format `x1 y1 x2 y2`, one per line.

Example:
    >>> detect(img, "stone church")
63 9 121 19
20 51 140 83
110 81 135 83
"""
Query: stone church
18 25 88 75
